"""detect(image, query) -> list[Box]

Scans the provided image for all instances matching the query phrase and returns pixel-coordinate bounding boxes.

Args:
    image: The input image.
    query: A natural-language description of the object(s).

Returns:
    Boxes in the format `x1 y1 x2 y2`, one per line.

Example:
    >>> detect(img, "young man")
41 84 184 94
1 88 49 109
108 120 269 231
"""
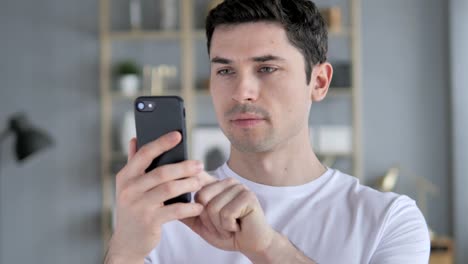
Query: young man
105 0 430 263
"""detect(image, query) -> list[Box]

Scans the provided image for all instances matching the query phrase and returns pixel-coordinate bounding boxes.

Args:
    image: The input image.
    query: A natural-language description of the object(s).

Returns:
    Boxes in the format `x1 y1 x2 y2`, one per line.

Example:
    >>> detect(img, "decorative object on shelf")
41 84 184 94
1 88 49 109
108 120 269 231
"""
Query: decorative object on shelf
376 166 400 192
430 237 454 264
114 60 141 96
150 64 178 95
192 127 230 171
160 0 177 30
330 62 351 88
319 6 342 33
316 126 352 154
120 111 136 155
129 0 142 30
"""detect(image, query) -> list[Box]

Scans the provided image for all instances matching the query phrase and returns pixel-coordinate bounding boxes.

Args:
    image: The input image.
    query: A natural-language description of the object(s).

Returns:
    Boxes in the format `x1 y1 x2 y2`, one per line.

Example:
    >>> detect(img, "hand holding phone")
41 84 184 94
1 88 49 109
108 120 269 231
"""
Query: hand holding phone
107 133 205 263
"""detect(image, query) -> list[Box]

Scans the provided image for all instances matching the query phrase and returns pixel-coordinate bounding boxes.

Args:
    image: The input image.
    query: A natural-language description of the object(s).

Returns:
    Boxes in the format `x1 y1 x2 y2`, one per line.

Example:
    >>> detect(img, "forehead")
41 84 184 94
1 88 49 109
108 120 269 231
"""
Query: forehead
210 22 300 60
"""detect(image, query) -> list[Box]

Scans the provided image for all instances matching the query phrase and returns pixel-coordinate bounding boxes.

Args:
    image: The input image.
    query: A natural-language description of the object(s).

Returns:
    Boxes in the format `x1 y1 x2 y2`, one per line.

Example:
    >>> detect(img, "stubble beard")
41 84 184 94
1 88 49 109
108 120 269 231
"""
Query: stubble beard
222 103 275 153
225 126 277 153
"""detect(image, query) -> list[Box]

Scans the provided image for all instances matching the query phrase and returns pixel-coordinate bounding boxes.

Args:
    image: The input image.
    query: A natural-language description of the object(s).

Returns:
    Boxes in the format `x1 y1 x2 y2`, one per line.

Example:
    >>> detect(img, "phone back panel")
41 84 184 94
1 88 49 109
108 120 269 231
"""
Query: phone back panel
134 96 190 204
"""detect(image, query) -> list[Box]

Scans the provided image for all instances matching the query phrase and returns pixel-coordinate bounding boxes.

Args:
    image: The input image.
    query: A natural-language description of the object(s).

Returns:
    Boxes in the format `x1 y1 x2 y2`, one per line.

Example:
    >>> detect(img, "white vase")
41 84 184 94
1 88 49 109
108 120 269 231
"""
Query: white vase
120 111 136 155
118 74 140 96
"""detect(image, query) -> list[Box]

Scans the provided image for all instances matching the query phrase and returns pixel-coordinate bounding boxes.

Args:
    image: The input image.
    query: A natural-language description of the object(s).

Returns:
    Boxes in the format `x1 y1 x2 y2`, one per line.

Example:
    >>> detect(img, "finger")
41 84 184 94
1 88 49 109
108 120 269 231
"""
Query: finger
141 176 202 205
219 190 257 231
195 177 238 206
124 131 182 181
130 160 204 194
198 209 219 236
195 178 239 238
157 203 204 224
210 184 246 232
127 137 137 162
196 170 218 187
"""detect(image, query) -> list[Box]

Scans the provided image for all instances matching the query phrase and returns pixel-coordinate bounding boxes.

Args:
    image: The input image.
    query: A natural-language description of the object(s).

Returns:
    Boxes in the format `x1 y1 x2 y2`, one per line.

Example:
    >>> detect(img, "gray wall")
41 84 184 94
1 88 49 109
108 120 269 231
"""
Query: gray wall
361 0 451 238
0 0 102 263
450 0 468 262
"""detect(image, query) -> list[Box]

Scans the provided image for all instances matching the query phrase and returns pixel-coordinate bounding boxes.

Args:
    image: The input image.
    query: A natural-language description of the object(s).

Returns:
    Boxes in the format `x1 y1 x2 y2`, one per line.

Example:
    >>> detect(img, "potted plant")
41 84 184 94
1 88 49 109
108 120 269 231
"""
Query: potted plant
114 60 141 96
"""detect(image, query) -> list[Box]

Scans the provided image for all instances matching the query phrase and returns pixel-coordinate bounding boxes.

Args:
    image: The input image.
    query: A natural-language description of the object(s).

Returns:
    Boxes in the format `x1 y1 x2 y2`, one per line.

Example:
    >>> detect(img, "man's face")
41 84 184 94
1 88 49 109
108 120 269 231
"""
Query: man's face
209 22 315 153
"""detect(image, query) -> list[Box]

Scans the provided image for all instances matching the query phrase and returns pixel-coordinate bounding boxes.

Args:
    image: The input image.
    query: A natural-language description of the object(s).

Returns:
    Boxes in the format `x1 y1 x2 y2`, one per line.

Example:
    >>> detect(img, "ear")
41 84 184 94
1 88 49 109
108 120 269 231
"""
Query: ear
310 62 333 102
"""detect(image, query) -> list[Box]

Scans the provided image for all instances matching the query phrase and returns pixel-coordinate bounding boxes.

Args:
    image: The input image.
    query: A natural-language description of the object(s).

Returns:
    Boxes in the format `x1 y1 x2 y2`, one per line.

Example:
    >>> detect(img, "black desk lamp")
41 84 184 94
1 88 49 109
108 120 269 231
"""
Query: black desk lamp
0 113 53 162
0 113 53 256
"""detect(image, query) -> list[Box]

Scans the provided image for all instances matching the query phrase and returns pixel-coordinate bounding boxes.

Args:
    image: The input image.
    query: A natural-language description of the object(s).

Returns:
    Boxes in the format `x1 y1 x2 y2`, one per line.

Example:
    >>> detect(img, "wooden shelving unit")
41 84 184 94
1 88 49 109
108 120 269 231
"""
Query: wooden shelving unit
350 0 363 179
99 0 363 256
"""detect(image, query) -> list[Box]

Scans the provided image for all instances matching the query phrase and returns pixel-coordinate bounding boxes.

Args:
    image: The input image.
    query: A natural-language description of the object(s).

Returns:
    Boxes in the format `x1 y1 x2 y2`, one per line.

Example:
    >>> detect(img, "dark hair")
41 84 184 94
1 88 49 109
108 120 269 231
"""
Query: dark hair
205 0 328 84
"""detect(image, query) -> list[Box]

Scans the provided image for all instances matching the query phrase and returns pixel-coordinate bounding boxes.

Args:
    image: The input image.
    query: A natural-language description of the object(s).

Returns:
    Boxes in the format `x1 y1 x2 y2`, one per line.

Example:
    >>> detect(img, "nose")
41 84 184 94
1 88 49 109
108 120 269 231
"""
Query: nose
231 72 260 103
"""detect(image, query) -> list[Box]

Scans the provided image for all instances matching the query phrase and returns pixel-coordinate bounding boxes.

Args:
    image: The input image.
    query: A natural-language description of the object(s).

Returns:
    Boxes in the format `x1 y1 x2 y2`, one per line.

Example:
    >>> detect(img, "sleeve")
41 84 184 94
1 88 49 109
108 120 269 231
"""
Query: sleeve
370 195 431 264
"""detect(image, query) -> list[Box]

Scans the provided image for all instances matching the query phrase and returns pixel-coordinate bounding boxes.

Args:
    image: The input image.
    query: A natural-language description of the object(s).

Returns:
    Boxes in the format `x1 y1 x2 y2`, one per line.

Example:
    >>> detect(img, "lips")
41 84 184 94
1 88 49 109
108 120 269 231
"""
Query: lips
230 113 266 128
231 113 264 121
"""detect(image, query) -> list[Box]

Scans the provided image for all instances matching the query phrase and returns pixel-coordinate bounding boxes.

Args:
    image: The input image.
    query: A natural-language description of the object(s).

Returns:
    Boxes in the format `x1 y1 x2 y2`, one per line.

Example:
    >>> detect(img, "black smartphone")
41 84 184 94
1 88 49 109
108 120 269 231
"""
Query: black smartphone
134 96 191 205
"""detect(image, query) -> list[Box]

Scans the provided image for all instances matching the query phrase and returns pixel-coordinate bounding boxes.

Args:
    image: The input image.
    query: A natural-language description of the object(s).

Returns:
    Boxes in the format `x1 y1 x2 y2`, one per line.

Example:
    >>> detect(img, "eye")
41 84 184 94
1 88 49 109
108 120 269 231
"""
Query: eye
259 66 277 73
217 68 234 75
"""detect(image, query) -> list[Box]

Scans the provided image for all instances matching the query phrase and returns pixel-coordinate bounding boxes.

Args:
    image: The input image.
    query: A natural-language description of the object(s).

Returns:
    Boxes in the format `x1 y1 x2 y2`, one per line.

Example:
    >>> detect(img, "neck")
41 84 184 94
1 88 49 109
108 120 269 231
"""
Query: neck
227 127 326 186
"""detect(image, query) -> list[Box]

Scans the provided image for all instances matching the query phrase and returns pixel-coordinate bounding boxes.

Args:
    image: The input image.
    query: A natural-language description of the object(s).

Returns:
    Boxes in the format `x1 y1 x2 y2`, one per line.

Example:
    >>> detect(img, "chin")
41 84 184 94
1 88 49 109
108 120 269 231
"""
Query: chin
230 137 274 153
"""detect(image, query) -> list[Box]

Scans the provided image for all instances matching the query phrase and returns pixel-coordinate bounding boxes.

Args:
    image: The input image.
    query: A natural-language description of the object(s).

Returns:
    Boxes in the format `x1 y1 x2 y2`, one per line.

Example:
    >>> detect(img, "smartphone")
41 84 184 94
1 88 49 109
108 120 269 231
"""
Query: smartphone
134 96 191 205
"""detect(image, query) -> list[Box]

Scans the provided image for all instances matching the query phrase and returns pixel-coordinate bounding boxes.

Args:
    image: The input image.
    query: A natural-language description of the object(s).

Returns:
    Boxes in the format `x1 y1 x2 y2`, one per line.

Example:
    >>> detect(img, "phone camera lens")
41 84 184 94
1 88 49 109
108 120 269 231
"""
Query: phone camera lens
137 102 145 110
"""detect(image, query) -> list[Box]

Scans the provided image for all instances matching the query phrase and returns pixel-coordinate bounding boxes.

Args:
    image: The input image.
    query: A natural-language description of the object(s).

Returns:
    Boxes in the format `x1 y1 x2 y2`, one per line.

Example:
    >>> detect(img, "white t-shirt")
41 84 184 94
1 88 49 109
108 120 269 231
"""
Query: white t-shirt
146 163 430 264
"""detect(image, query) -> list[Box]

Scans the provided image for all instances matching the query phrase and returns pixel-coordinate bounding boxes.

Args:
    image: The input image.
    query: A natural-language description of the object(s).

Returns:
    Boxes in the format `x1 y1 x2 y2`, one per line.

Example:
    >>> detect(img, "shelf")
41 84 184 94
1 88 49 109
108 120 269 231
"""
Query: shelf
109 30 181 41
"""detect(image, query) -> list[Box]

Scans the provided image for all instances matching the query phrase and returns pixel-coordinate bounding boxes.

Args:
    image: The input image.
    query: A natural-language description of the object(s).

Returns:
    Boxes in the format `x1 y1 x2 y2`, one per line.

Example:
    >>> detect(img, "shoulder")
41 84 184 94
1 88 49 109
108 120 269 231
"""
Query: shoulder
327 169 428 236
328 170 430 261
370 194 430 262
327 169 402 213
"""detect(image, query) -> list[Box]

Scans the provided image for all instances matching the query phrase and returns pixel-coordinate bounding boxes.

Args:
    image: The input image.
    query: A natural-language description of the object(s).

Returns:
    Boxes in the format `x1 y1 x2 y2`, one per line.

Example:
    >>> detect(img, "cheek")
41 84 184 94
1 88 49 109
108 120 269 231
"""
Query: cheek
210 87 229 120
265 78 308 105
265 79 310 119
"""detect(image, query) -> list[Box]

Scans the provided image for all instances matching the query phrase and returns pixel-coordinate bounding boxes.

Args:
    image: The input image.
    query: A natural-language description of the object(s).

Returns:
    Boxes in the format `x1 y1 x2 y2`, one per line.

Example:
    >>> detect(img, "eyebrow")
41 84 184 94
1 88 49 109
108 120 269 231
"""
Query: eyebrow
211 57 232 64
210 54 286 64
252 55 285 62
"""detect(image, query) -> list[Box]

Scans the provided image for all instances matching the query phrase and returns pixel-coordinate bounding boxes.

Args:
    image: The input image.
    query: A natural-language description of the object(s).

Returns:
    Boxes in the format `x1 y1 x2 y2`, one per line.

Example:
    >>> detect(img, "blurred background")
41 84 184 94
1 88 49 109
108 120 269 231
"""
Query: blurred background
0 0 466 263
